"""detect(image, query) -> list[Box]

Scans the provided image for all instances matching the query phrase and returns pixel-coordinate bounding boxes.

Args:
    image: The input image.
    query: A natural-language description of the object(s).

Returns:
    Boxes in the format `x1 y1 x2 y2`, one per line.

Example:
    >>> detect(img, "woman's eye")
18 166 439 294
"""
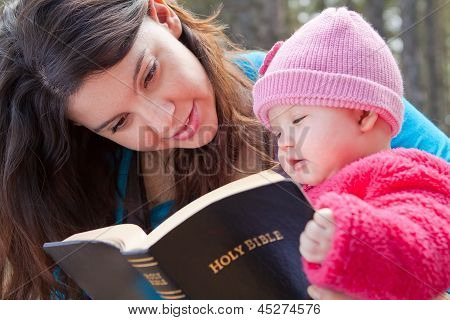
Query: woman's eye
293 116 307 125
274 132 282 139
144 59 158 88
111 115 128 134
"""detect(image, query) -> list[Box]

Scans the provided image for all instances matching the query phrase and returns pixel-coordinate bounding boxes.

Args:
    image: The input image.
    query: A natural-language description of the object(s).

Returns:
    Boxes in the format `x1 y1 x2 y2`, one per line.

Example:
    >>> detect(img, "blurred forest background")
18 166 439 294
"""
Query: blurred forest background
0 0 447 134
183 0 449 135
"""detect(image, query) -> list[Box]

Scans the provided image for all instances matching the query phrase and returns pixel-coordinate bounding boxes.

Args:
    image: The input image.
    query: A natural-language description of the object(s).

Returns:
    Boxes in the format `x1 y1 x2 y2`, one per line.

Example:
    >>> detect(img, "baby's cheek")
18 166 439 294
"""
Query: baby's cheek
301 137 323 163
303 165 327 186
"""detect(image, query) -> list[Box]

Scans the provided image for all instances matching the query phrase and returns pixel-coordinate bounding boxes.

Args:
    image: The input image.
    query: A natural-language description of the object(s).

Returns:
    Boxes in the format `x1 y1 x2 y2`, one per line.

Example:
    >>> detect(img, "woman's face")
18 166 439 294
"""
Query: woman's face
68 15 217 151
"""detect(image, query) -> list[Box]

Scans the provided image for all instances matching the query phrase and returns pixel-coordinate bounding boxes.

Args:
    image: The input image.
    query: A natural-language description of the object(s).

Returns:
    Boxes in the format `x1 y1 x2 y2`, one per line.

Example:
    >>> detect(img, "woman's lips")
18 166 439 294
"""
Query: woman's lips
172 102 200 141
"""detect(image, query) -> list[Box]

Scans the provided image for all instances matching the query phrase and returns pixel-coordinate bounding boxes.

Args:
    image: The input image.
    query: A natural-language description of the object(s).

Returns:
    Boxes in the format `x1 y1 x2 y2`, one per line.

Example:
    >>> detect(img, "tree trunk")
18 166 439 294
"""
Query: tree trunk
424 0 446 126
399 0 424 109
365 1 385 39
221 0 288 50
343 0 354 11
313 0 326 12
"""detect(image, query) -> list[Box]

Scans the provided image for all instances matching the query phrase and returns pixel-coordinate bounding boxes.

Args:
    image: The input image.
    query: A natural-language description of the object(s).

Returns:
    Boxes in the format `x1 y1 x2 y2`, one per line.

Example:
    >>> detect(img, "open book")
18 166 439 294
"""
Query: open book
44 170 315 299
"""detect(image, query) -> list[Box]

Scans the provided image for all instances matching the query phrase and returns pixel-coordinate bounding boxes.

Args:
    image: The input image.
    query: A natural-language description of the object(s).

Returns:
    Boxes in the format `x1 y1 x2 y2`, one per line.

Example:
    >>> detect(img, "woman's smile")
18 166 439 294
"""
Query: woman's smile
171 101 200 140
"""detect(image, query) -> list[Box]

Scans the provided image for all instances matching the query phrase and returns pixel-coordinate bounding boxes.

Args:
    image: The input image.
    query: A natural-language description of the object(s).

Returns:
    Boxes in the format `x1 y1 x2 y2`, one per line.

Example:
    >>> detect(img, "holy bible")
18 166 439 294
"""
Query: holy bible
43 170 315 300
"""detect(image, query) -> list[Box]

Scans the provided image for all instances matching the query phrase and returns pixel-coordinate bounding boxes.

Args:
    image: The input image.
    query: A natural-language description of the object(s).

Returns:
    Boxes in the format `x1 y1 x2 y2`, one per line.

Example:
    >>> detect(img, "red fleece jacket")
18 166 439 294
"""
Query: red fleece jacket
304 148 450 299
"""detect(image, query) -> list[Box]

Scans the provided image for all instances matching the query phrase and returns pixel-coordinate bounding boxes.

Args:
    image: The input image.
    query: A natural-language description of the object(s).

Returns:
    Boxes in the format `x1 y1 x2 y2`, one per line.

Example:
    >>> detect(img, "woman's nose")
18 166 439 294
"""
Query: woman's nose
137 99 176 136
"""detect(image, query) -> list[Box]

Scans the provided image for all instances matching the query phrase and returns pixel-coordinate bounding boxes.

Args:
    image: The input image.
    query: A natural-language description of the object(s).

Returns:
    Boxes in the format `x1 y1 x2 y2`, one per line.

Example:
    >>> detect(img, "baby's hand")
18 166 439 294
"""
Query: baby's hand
300 208 335 263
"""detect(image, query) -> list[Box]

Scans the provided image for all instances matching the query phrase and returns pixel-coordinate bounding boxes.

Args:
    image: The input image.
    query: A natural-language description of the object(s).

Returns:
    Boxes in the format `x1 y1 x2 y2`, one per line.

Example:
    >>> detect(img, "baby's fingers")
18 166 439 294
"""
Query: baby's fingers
304 219 331 242
299 232 329 263
313 208 335 230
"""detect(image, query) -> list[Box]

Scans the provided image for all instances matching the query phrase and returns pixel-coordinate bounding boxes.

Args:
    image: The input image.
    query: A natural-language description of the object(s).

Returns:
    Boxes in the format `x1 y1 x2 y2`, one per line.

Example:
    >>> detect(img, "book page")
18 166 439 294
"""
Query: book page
63 224 148 252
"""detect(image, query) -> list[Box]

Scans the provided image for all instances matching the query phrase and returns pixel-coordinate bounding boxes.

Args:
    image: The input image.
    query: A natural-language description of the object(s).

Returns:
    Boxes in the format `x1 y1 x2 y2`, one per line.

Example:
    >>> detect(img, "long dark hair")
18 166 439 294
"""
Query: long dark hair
0 0 274 299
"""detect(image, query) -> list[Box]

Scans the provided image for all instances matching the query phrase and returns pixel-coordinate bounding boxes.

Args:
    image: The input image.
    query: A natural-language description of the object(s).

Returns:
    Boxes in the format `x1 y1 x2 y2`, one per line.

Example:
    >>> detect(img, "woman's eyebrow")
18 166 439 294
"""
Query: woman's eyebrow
93 49 146 133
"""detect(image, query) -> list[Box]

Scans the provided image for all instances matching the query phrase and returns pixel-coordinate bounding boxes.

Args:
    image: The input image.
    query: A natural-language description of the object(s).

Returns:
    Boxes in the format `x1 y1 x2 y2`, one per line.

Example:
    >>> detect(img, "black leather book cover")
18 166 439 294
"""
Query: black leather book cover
149 180 314 299
44 179 315 299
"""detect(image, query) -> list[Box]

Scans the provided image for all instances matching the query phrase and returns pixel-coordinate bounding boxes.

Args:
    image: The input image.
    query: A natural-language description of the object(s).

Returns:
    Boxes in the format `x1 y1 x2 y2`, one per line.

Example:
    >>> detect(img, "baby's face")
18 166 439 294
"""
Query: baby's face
268 105 364 186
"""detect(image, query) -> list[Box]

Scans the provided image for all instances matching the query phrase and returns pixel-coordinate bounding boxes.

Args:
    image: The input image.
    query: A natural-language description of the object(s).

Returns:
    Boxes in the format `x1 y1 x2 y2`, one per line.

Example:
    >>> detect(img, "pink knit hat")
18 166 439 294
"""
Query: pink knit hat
253 7 404 137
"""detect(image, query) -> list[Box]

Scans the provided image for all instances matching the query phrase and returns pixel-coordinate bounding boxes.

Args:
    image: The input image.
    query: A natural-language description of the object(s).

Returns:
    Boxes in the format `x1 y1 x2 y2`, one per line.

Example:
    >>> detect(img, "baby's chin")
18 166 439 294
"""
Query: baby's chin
284 166 327 187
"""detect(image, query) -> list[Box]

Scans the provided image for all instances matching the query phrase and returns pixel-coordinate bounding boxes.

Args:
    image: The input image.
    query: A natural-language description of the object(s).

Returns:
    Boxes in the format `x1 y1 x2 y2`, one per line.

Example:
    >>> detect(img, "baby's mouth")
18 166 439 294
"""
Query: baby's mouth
287 158 304 167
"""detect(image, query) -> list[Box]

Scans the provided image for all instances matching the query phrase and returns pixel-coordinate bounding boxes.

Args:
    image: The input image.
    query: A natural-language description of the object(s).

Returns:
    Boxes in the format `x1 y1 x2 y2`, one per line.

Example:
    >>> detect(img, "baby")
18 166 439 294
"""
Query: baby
252 7 449 299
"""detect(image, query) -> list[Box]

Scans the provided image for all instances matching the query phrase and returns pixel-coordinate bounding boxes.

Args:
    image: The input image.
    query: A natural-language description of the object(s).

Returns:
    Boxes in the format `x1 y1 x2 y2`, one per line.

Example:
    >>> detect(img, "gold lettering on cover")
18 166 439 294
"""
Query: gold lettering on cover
219 254 232 266
208 259 224 274
227 250 240 261
143 272 168 286
253 237 262 247
234 244 245 256
273 230 284 240
208 245 246 274
258 234 269 245
265 232 277 242
244 239 256 251
132 262 158 267
128 256 155 263
209 231 285 274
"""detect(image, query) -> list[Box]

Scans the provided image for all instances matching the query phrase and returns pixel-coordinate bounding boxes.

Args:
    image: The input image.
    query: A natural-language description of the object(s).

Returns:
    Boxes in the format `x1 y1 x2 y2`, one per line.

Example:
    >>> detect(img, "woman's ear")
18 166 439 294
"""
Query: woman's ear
358 111 378 133
147 0 182 39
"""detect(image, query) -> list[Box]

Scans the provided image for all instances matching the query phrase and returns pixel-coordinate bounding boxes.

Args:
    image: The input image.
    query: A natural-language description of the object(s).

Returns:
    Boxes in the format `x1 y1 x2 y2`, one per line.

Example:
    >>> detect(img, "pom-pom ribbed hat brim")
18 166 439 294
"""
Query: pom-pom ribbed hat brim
253 69 403 137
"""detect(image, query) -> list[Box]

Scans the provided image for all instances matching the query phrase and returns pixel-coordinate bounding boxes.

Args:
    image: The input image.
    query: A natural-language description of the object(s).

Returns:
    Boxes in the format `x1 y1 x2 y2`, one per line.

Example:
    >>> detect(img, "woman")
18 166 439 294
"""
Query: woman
0 0 448 299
